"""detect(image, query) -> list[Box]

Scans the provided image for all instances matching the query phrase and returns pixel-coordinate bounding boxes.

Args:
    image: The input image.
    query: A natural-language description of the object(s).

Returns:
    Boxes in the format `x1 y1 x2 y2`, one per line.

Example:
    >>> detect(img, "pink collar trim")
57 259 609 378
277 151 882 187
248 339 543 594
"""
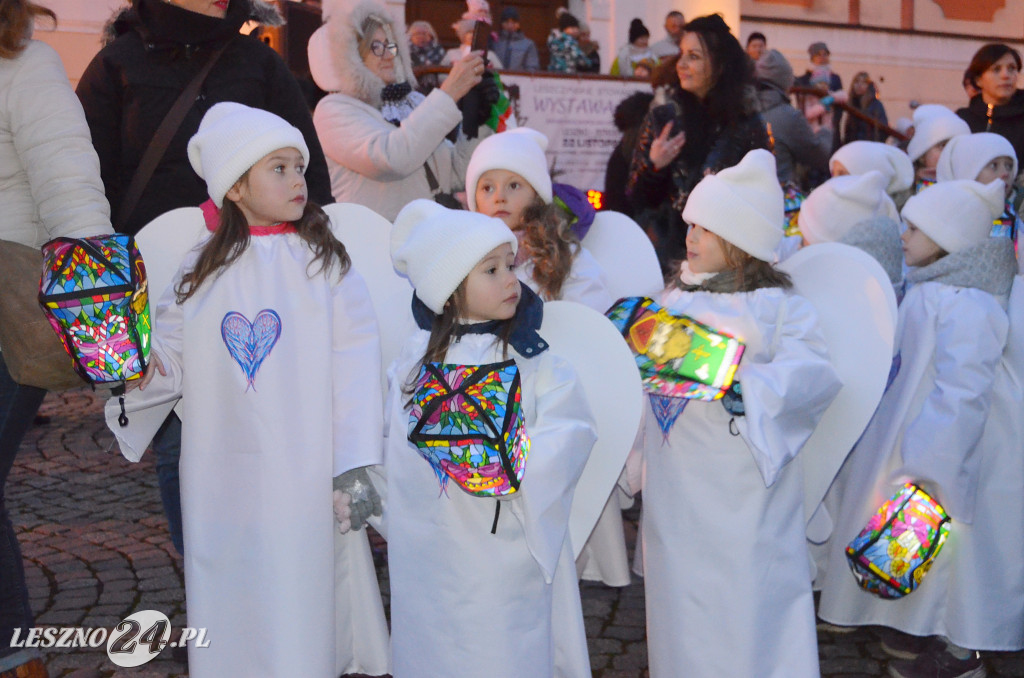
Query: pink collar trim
200 199 297 236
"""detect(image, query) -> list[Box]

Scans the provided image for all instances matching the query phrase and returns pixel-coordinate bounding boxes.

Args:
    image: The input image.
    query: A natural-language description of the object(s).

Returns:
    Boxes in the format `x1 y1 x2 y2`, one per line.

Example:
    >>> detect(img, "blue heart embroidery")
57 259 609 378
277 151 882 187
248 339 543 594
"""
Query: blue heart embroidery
221 309 282 391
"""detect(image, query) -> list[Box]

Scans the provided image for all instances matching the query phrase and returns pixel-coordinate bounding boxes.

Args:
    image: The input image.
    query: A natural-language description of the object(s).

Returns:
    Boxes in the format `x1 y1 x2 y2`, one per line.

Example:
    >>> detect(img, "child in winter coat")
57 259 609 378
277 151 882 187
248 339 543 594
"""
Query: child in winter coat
937 132 1023 244
466 127 630 586
817 179 1023 676
905 104 970 192
107 103 389 677
381 200 597 678
637 149 841 677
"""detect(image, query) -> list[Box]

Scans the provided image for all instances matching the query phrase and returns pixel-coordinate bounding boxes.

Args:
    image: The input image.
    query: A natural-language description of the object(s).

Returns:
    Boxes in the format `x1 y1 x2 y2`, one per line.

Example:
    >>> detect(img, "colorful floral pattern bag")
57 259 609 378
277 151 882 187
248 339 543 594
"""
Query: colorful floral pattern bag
408 360 530 497
606 296 745 401
845 482 951 599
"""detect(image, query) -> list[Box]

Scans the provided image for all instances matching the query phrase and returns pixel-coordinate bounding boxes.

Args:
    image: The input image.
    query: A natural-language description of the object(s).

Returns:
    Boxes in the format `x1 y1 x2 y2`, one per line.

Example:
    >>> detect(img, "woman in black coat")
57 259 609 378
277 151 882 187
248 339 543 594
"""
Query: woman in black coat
76 0 333 236
627 13 769 268
958 43 1024 182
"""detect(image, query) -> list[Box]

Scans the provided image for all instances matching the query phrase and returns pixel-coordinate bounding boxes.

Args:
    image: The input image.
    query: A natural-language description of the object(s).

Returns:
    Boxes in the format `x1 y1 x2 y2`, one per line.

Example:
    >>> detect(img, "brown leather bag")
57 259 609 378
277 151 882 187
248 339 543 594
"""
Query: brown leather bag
0 239 83 391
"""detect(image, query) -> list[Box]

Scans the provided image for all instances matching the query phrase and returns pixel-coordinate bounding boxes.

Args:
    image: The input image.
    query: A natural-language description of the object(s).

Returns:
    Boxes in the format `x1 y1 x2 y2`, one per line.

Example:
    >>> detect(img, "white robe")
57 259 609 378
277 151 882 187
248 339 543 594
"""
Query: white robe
380 331 596 678
106 221 390 677
519 247 632 587
639 286 841 678
818 278 1024 651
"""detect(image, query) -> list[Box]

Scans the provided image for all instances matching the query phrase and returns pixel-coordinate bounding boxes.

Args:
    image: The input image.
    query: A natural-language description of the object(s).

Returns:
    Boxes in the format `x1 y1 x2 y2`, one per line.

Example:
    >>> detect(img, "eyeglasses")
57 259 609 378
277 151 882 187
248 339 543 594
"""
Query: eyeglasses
370 40 399 58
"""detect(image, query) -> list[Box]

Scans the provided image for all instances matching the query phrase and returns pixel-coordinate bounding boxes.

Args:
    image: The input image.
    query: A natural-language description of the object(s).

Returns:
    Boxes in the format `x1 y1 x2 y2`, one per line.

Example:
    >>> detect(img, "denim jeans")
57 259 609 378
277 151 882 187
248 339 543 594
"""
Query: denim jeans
153 413 184 555
0 354 45 659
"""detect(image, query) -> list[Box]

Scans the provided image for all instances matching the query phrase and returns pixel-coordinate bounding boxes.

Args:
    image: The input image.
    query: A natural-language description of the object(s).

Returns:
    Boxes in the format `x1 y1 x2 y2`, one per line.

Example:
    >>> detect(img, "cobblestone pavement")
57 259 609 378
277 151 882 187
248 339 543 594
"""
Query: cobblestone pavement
8 390 1024 677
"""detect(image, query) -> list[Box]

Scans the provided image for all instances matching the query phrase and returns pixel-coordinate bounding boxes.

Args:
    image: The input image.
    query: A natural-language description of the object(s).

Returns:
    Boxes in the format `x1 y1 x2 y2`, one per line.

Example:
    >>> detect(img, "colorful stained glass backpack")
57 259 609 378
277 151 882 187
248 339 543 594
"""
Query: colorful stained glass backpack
845 483 951 599
408 360 530 500
606 296 745 401
38 235 151 425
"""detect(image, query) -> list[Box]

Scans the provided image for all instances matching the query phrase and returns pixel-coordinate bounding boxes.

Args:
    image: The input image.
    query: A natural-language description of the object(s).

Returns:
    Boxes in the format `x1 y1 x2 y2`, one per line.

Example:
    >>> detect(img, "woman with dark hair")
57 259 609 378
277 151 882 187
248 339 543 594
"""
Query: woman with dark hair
842 71 888 144
958 43 1024 176
0 2 111 676
627 13 769 267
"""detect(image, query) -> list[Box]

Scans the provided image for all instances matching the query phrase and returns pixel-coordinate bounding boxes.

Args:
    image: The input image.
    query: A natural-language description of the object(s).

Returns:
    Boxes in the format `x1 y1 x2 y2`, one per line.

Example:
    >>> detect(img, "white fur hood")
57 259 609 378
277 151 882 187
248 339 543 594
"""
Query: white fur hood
309 0 417 107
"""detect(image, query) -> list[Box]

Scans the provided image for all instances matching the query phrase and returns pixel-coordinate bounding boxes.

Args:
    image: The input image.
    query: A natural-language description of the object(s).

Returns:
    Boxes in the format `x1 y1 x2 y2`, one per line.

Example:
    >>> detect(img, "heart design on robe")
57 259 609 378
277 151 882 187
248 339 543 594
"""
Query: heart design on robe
221 309 282 391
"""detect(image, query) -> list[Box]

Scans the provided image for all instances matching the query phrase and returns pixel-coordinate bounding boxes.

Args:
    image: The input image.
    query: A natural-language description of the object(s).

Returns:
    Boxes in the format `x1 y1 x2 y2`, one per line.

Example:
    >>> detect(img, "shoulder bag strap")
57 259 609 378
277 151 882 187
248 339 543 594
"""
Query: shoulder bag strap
115 43 229 231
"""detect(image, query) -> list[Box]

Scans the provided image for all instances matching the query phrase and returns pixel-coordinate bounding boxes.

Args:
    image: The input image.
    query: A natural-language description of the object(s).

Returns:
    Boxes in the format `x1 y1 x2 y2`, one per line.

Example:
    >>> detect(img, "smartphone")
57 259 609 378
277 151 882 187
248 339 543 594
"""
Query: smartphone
471 20 491 66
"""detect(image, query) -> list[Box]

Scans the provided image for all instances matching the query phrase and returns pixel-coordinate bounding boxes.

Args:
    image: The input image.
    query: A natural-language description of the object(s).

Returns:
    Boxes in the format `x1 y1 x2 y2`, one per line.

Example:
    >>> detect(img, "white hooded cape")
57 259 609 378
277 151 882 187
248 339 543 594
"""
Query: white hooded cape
638 286 841 678
379 331 596 678
105 210 389 677
818 272 1024 650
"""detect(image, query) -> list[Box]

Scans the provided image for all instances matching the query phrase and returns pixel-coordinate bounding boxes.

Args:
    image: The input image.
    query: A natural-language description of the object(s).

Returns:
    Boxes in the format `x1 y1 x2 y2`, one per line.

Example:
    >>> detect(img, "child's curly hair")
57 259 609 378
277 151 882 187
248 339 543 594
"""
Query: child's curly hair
518 198 579 300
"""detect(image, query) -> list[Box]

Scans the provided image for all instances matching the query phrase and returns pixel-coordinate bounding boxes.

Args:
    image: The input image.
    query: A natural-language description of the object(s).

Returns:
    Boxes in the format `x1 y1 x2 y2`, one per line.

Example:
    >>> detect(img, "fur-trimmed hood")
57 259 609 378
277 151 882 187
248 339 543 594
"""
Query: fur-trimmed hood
309 0 417 107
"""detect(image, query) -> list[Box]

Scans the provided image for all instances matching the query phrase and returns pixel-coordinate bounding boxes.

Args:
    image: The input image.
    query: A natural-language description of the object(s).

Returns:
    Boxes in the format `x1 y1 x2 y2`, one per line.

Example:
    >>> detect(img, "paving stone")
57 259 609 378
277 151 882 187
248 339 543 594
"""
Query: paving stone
8 390 1024 678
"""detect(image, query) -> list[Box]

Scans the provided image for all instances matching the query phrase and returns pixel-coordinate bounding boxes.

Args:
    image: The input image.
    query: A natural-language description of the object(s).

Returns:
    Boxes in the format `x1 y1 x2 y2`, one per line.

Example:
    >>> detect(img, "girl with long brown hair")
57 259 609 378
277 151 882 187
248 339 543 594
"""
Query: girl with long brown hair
638 150 840 676
120 102 390 676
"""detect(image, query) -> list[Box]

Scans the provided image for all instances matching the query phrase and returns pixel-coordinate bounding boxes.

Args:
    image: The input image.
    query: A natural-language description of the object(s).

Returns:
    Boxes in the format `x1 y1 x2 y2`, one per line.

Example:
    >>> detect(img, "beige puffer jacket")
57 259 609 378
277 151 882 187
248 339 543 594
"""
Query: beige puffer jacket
0 39 110 247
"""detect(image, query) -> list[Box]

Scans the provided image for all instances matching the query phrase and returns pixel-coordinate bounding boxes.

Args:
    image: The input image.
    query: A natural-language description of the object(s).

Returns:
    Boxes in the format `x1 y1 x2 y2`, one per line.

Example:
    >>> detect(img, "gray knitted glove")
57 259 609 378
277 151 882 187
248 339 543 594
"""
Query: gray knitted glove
332 466 381 532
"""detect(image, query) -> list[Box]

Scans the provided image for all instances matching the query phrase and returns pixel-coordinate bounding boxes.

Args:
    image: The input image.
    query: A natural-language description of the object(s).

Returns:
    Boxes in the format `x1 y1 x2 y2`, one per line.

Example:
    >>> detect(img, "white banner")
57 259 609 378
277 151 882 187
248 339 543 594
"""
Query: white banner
501 74 648 192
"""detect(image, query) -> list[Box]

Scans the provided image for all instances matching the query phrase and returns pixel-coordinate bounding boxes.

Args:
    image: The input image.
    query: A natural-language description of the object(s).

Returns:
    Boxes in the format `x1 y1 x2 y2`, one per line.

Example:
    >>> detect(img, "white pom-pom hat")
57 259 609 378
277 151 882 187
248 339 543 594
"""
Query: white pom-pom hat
799 171 894 245
391 199 518 314
187 102 309 208
465 128 552 212
682 149 784 261
901 179 1005 253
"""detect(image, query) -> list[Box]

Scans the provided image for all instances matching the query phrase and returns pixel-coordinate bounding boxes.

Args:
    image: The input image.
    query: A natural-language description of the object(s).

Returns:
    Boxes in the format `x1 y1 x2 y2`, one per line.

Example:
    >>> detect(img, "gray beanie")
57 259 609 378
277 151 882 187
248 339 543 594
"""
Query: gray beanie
756 49 794 92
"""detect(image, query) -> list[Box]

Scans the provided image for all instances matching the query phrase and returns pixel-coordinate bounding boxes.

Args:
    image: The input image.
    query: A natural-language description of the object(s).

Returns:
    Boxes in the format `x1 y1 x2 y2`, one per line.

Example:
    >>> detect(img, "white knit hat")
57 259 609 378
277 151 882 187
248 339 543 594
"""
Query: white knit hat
391 199 519 314
905 104 970 163
829 141 914 194
935 132 1018 183
187 103 310 207
901 179 1004 253
465 128 552 212
681 149 783 261
799 171 894 245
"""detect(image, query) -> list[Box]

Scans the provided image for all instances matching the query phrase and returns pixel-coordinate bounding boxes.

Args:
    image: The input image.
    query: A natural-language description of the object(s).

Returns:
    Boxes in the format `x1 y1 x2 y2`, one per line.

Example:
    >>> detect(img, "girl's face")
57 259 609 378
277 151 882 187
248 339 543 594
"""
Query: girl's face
976 155 1015 198
167 0 228 18
853 75 869 97
462 243 521 322
830 160 849 177
633 36 650 49
225 147 307 227
917 141 947 179
363 27 398 85
677 32 714 100
409 26 433 48
901 220 944 268
685 223 729 274
474 169 538 228
978 52 1020 106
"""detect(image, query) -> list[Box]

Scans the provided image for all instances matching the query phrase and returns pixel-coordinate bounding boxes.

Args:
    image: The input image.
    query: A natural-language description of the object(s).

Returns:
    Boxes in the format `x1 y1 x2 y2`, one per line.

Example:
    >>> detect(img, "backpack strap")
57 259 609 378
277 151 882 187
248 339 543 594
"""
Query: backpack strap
115 44 229 231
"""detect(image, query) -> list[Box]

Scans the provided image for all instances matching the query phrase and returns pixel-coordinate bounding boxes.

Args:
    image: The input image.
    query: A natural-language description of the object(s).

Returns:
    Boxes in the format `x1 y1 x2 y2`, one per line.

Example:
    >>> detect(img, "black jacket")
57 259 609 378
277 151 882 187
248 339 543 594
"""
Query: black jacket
76 0 333 235
958 90 1024 178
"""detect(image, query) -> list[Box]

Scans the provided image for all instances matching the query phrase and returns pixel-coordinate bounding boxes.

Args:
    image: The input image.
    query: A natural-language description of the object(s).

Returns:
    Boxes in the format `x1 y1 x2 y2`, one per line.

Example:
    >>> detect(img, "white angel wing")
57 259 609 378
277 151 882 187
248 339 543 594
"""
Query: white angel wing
778 242 898 526
582 211 663 302
540 300 643 558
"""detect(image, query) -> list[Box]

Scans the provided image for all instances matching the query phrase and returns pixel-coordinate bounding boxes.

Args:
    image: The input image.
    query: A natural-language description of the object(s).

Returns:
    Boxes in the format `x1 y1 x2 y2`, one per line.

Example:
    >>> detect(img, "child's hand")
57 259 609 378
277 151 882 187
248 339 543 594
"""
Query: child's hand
333 466 381 532
333 490 353 534
129 351 166 392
